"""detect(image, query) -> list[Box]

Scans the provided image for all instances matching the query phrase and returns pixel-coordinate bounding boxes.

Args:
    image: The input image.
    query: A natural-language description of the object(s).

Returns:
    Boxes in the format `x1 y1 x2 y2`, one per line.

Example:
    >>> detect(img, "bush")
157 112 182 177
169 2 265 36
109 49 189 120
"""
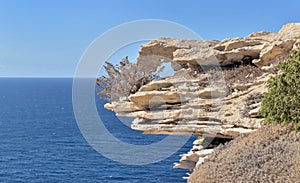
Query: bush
260 49 300 131
189 124 300 183
96 56 164 102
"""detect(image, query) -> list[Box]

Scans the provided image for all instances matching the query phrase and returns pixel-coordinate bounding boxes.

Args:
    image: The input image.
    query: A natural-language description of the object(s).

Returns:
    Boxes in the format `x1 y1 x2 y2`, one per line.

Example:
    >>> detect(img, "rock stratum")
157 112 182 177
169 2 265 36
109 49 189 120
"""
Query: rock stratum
103 23 300 180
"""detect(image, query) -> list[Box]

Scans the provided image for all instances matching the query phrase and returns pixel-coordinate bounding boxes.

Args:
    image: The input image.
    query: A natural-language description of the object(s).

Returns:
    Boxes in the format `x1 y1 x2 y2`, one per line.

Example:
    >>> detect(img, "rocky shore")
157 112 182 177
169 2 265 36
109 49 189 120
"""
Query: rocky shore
103 23 300 180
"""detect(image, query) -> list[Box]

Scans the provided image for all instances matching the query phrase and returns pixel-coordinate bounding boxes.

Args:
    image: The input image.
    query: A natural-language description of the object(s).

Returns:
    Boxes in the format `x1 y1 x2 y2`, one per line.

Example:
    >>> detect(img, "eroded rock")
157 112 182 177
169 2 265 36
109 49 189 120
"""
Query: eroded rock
102 22 300 179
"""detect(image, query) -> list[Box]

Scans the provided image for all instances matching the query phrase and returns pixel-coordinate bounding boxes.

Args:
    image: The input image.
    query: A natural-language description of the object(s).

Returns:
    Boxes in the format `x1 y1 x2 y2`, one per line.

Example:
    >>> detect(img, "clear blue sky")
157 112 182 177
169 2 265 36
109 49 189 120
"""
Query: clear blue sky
0 0 299 77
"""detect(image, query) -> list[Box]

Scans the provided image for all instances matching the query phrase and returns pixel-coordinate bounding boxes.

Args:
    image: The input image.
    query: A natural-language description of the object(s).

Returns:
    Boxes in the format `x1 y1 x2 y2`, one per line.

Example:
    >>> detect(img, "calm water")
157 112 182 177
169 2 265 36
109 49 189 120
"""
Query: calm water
0 78 195 182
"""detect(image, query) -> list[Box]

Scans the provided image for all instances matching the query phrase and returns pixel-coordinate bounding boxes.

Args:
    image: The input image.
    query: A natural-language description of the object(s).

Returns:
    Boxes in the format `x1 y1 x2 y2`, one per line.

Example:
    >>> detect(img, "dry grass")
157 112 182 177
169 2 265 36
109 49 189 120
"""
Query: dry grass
192 64 265 95
189 124 300 183
224 65 264 85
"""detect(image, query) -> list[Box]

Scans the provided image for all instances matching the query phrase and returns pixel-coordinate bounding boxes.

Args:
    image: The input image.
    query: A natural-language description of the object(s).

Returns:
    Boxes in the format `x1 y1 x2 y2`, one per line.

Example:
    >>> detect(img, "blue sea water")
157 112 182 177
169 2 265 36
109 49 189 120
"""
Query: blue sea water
0 78 196 182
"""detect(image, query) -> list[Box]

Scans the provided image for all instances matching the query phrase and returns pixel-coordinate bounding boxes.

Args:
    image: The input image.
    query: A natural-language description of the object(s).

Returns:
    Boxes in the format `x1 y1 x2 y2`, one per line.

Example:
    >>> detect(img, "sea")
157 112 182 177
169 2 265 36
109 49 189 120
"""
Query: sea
0 78 196 182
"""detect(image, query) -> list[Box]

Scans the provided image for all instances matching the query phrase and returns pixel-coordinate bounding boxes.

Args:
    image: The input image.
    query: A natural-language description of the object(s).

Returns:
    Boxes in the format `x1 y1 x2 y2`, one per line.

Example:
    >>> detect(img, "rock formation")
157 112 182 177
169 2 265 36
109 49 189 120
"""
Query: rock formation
103 23 300 179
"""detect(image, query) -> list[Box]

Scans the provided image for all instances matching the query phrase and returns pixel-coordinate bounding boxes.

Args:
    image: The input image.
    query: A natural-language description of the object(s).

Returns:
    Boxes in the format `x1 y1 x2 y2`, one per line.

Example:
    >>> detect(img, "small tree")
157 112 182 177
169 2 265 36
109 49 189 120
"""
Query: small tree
260 49 300 131
96 56 164 102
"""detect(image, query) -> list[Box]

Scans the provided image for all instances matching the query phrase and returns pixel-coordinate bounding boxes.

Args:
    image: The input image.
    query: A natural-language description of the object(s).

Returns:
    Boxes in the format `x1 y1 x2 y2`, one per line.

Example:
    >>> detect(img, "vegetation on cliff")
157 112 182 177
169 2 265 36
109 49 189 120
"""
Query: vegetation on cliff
260 49 300 130
189 124 300 183
96 56 163 102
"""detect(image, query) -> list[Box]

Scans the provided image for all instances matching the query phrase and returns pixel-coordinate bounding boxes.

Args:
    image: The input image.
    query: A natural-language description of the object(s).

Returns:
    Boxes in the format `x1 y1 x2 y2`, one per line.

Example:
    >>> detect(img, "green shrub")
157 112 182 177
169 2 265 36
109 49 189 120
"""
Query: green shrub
260 49 300 131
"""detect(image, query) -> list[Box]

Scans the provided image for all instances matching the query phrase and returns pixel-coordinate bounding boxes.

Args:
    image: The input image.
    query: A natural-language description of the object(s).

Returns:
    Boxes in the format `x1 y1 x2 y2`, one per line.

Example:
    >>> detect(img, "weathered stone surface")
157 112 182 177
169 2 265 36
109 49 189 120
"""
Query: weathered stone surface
293 39 300 50
128 91 183 107
278 23 300 39
173 47 218 66
113 70 267 137
253 39 295 66
215 44 263 64
106 70 267 137
197 88 226 98
173 138 212 170
247 31 276 39
173 137 231 172
249 106 260 117
137 38 218 71
104 102 143 113
136 23 300 69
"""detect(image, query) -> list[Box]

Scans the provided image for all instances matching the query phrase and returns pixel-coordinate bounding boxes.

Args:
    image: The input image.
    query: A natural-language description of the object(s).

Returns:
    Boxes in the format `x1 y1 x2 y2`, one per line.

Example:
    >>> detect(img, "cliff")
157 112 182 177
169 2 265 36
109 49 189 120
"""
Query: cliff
103 23 300 178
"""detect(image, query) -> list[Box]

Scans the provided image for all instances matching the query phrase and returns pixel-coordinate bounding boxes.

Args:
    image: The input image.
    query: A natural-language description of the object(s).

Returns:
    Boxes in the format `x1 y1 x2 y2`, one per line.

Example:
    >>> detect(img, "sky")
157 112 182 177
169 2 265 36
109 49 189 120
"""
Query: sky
0 0 300 77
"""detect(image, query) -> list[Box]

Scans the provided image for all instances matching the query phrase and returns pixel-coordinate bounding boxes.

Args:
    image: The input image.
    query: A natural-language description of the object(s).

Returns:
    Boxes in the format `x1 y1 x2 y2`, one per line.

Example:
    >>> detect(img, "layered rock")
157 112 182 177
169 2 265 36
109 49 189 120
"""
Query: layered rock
137 23 300 71
103 23 300 179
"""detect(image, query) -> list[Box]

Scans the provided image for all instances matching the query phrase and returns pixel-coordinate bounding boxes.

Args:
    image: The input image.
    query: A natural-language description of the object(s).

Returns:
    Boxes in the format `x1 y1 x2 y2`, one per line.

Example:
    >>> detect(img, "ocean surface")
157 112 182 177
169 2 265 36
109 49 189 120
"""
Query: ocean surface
0 78 196 182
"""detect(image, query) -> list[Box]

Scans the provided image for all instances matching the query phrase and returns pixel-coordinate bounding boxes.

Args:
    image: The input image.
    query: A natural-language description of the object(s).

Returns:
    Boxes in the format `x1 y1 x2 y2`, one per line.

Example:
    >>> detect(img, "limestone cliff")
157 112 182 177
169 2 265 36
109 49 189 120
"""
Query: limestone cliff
103 23 300 178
